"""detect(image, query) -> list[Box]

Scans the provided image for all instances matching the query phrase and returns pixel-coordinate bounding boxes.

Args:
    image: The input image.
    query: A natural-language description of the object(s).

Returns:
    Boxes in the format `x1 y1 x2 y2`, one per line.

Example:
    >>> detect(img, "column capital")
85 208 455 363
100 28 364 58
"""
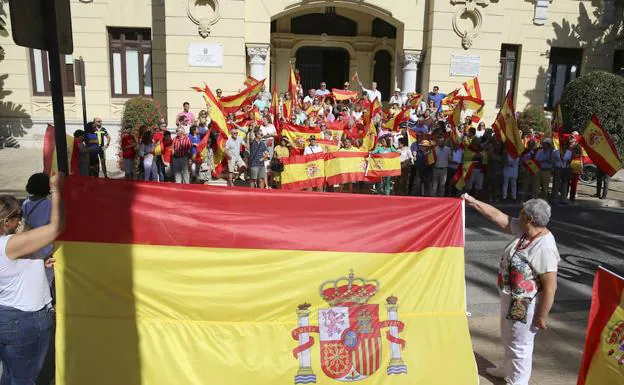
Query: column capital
402 50 424 66
246 44 269 62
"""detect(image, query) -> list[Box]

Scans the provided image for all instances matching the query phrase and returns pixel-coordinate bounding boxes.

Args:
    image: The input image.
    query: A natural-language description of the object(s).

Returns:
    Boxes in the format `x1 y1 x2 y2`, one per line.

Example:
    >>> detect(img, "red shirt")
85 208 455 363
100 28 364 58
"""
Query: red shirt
153 131 164 143
172 135 192 157
121 134 136 159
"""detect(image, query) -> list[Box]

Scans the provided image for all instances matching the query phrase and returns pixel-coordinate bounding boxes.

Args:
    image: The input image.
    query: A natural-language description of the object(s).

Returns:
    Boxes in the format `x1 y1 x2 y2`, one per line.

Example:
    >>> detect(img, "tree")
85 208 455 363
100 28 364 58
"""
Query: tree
560 71 624 156
517 107 549 134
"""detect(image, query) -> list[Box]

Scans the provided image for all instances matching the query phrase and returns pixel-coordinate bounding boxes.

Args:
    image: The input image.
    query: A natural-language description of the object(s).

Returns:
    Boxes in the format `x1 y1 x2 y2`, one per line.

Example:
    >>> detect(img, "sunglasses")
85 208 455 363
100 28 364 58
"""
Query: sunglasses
3 209 22 222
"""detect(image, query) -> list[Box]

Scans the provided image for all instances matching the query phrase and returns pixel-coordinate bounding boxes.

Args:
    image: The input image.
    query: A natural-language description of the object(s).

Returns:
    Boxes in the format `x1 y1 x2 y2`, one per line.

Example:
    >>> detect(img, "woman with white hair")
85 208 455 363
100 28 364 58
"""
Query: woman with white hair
463 194 560 385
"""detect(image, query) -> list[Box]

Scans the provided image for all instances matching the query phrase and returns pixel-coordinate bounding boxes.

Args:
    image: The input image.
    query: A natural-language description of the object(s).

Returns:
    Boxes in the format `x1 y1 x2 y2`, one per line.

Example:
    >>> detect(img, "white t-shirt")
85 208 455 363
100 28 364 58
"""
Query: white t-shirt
0 235 52 311
497 219 560 297
304 144 323 155
225 136 244 161
434 146 451 168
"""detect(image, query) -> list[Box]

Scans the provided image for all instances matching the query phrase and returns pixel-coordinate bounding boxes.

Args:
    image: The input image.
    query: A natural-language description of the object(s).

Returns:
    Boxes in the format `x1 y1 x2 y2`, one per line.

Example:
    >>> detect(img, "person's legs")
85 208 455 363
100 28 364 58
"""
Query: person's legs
569 173 579 201
560 169 571 202
500 294 538 385
511 177 518 200
446 168 456 196
530 173 539 200
181 157 190 184
551 168 561 202
411 168 422 196
144 158 154 181
99 148 108 178
431 169 440 197
502 176 510 200
539 170 551 200
0 306 54 385
602 175 611 199
173 158 182 183
438 169 447 196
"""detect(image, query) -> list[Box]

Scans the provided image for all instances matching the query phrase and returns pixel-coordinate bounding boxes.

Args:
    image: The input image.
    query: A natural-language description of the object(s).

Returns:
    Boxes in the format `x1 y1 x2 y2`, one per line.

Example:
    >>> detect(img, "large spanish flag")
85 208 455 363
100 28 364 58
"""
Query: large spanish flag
577 267 624 385
325 151 368 185
578 115 622 177
43 124 79 175
192 84 230 176
280 153 326 190
55 177 477 385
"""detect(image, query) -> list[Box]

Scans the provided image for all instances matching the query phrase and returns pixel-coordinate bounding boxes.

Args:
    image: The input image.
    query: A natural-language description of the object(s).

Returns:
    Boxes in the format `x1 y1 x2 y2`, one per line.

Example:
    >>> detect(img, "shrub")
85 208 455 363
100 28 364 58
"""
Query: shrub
560 71 624 156
118 97 162 169
517 106 549 134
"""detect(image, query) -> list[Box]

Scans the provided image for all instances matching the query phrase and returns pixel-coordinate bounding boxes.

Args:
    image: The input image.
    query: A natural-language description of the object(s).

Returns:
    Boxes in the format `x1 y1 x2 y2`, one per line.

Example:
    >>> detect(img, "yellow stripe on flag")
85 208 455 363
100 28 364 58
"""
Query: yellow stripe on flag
55 241 476 385
281 154 325 189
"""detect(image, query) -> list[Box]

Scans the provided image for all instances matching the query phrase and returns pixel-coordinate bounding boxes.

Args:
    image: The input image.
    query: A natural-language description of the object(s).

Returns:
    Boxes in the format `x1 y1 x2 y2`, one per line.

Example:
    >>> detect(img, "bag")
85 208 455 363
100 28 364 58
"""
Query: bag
270 157 284 172
506 296 532 323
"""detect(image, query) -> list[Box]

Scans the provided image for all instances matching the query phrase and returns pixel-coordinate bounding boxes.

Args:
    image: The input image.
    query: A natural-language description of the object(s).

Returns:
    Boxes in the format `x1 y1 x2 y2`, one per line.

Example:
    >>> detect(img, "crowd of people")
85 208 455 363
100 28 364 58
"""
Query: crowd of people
70 79 609 204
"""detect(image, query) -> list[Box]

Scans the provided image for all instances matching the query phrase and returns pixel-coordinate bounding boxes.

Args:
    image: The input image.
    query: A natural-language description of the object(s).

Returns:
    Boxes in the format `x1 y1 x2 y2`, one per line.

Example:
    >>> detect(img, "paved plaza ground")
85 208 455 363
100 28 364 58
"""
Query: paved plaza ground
1 147 623 385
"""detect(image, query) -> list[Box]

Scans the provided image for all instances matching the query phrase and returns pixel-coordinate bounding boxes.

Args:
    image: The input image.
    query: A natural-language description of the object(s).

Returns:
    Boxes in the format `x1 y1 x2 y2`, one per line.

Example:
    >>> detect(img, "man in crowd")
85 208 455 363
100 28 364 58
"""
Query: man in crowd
534 138 554 200
359 80 382 102
258 84 272 104
248 129 269 189
225 128 246 187
432 136 451 197
172 127 192 184
427 86 446 109
177 102 195 126
389 89 405 107
595 168 611 200
93 117 110 178
315 82 331 97
551 138 572 204
303 89 316 105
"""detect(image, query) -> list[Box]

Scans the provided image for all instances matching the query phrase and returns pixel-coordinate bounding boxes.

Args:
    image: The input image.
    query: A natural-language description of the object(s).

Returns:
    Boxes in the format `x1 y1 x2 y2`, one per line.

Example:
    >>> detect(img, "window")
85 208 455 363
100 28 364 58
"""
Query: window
29 49 75 96
290 13 357 36
544 47 583 110
372 18 397 39
497 44 520 107
108 27 152 97
613 50 624 75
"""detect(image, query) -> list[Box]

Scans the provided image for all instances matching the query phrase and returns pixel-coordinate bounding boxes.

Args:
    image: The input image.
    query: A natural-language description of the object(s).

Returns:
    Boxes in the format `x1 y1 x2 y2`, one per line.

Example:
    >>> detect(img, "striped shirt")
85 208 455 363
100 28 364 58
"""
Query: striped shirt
173 135 192 157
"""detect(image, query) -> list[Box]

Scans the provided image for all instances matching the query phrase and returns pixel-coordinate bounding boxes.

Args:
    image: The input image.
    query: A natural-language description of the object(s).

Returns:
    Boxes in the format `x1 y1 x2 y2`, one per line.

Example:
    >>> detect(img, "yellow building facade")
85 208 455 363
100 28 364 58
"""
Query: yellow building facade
0 0 622 155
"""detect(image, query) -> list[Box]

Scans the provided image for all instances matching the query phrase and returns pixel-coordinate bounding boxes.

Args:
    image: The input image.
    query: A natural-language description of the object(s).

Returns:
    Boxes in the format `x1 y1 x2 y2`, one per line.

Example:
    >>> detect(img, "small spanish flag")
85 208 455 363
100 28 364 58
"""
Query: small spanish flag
366 152 401 178
325 121 346 141
577 267 624 385
522 159 541 176
331 88 359 101
43 124 79 175
325 151 368 185
362 121 378 152
452 162 476 191
191 84 230 176
281 123 322 151
578 115 622 177
492 90 524 158
462 77 482 99
425 148 437 166
316 138 340 153
281 153 326 190
218 78 265 114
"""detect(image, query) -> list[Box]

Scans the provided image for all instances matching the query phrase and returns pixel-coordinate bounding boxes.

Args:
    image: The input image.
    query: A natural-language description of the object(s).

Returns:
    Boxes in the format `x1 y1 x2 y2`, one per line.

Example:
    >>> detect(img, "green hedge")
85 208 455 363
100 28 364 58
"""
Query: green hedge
560 71 624 157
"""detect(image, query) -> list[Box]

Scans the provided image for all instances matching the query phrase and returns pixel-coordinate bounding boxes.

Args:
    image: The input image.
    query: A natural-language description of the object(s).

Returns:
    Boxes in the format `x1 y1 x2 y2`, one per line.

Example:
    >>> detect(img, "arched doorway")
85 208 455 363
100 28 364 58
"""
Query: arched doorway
373 50 392 101
296 47 350 91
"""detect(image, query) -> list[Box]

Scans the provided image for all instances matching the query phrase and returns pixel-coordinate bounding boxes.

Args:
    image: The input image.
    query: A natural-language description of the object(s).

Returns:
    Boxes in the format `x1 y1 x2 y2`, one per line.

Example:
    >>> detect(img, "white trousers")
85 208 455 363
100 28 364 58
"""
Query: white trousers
499 293 538 385
502 176 517 199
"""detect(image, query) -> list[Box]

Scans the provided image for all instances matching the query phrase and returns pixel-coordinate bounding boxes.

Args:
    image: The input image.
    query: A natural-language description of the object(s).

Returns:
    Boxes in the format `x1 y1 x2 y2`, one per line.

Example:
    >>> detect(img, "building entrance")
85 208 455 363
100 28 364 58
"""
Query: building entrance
295 47 350 92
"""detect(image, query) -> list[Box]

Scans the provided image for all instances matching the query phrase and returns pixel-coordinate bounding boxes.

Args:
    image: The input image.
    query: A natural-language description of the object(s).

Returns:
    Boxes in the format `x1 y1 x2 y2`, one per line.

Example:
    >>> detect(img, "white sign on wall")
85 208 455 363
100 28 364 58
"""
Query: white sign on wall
188 43 223 67
449 54 481 77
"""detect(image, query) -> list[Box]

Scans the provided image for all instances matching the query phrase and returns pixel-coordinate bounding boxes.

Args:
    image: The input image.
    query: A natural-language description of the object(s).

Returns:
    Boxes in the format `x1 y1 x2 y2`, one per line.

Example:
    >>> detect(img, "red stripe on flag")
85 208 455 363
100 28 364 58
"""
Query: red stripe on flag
59 177 464 253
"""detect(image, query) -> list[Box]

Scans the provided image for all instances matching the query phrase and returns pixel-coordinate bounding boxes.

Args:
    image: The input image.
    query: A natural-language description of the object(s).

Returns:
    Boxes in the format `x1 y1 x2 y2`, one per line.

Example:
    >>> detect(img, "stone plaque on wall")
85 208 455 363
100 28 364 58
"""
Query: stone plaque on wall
449 54 480 77
188 43 223 67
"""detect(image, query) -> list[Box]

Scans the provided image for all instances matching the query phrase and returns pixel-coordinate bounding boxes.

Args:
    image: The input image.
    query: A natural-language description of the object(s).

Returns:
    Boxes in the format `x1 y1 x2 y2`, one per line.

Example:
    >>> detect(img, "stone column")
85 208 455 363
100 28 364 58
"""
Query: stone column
401 50 423 98
246 44 269 81
294 304 315 383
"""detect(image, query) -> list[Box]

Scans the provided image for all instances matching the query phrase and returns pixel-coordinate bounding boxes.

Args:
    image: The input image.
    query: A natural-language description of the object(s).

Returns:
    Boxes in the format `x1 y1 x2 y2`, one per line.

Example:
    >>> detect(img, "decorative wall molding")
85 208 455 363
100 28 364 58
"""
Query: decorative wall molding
186 0 221 38
451 0 488 50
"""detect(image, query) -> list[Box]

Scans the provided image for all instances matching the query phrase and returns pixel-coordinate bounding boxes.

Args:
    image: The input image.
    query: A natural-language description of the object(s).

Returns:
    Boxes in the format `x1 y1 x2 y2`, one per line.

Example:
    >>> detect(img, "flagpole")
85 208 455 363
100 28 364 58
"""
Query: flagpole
43 0 69 173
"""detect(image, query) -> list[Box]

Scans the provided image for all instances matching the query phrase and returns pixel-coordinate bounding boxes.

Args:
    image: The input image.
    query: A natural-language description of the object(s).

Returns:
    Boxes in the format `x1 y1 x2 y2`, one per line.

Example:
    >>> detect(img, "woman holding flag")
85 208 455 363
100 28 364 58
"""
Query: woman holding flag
0 173 65 384
463 194 559 385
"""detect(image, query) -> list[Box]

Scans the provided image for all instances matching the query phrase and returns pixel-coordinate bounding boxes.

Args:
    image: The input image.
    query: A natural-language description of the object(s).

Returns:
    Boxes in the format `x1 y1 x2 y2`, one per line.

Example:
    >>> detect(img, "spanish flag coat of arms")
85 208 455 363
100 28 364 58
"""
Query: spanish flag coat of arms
55 177 478 385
